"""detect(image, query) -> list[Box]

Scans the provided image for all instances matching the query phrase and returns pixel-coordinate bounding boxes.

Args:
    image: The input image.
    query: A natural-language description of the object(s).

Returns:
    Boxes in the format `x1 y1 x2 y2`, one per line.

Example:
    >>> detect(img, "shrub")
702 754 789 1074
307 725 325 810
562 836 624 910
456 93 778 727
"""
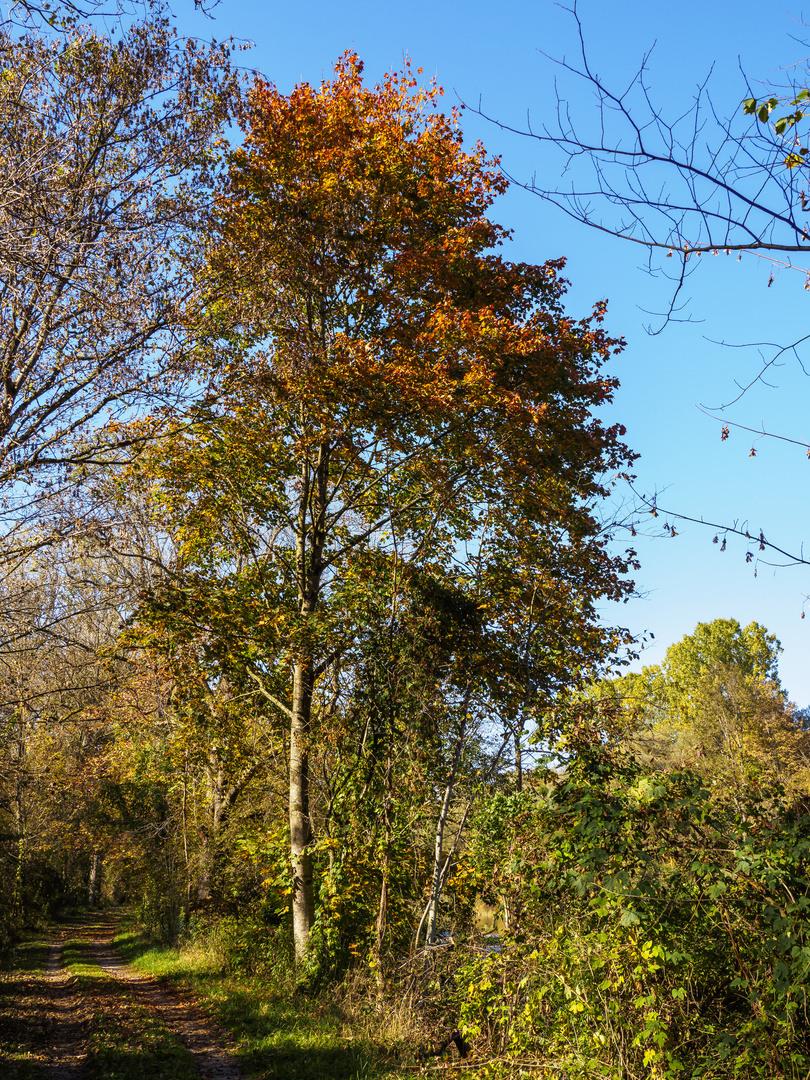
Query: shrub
460 753 810 1078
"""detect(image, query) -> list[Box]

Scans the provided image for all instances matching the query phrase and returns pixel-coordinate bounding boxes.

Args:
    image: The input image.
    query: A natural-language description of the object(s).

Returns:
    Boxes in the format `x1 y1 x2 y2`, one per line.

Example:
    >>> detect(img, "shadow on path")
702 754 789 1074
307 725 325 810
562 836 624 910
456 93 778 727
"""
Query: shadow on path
0 932 87 1079
0 914 244 1080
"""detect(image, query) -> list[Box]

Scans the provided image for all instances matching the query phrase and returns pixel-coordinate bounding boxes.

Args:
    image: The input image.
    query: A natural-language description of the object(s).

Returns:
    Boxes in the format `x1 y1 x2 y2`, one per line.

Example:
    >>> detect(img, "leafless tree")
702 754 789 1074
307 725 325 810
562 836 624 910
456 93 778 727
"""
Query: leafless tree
5 0 222 35
473 3 810 566
0 6 241 784
486 3 810 279
0 10 240 503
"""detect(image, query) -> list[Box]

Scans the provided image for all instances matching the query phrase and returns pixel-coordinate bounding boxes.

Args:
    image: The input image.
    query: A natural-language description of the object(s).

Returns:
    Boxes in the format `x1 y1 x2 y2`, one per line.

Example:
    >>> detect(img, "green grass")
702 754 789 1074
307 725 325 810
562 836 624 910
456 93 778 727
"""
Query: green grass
63 935 199 1080
115 928 222 980
0 935 49 976
0 932 52 1080
115 922 415 1080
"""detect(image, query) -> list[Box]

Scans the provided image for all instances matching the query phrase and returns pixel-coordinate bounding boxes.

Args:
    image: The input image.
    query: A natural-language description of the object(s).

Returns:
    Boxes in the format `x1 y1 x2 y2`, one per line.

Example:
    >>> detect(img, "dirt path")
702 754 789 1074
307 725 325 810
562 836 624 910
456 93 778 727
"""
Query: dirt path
1 916 243 1080
45 934 90 1079
83 916 243 1079
0 932 90 1079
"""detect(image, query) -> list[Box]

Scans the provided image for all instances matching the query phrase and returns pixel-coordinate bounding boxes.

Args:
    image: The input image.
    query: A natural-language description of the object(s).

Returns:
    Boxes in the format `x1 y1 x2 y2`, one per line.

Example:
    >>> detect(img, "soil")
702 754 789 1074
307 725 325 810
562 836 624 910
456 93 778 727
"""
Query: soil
1 915 243 1080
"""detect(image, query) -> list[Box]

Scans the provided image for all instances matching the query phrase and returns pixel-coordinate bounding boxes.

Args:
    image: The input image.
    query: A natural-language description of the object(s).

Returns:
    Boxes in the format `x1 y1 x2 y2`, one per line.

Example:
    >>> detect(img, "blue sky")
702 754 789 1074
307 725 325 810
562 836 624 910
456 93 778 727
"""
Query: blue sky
176 0 810 703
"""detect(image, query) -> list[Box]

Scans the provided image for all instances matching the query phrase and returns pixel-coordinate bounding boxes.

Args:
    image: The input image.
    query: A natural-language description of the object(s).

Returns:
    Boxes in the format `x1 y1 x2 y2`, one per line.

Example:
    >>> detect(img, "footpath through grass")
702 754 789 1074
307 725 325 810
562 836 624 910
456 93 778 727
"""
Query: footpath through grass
0 931 51 1080
63 931 199 1080
0 918 208 1080
114 923 417 1080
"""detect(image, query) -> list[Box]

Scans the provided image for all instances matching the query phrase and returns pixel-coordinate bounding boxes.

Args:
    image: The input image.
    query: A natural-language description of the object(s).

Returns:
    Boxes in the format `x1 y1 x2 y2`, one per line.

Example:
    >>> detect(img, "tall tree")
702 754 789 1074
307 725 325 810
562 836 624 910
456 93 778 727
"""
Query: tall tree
0 12 240 859
0 12 238 498
147 52 636 962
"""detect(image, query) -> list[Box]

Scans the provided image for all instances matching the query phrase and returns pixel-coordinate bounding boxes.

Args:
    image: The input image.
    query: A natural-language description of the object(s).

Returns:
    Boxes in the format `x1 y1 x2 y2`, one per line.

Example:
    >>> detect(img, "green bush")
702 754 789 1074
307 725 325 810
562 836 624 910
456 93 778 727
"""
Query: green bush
211 913 294 978
460 753 810 1078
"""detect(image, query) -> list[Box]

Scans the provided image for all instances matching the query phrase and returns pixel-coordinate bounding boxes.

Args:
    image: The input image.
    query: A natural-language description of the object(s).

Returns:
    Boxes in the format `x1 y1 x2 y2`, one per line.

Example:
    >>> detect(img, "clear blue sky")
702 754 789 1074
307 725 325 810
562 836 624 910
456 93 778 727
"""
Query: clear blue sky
177 0 810 703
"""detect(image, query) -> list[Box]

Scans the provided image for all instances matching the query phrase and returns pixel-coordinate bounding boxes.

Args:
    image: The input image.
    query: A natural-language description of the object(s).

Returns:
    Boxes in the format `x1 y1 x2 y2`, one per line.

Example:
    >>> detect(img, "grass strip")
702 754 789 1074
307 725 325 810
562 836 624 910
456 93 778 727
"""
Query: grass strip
0 931 52 1080
115 924 414 1080
63 936 199 1080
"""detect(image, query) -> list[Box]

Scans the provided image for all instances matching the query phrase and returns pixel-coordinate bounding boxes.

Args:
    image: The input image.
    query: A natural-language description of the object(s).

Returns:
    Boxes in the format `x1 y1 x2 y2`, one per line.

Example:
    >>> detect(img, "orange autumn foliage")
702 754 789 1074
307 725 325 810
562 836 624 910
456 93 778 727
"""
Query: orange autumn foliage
153 52 638 960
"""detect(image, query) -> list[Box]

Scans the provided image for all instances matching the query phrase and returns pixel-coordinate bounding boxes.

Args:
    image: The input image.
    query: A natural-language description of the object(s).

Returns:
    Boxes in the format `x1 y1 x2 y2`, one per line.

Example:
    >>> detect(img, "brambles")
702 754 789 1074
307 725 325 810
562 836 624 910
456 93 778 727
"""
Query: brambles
460 754 810 1078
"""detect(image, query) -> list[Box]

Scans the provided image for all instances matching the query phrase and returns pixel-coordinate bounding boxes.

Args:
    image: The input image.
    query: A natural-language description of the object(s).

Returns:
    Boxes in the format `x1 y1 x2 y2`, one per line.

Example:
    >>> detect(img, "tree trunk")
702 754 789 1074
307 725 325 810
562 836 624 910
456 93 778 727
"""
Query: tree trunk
290 658 315 962
181 768 191 903
515 724 524 793
425 709 469 946
88 852 101 907
197 758 224 902
374 738 394 973
12 731 25 917
288 435 329 963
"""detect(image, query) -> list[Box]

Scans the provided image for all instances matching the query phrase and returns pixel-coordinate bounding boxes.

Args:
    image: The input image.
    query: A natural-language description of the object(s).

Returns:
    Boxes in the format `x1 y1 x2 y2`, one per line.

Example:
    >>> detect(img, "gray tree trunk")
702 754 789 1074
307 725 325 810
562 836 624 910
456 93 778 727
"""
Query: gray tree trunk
424 709 469 946
289 437 329 963
290 659 315 961
88 851 101 907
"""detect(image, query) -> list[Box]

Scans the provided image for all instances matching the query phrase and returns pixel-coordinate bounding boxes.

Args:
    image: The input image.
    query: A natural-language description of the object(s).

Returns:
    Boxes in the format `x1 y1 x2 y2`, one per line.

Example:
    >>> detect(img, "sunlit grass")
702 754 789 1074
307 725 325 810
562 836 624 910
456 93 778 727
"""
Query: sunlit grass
114 922 415 1079
115 929 222 980
63 933 199 1080
63 939 104 976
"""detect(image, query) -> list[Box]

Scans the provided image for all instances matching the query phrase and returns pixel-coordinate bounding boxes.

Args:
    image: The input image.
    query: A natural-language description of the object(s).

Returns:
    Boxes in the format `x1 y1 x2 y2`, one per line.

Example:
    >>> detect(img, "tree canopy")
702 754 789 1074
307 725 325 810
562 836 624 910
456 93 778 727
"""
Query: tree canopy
121 52 639 961
591 618 810 791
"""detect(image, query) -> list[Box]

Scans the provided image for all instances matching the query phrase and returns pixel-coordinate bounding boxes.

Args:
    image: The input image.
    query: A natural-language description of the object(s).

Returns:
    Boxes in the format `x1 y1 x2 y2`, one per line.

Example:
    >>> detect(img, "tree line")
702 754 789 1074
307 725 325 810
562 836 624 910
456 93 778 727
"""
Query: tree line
0 5 636 956
2 3 810 1076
